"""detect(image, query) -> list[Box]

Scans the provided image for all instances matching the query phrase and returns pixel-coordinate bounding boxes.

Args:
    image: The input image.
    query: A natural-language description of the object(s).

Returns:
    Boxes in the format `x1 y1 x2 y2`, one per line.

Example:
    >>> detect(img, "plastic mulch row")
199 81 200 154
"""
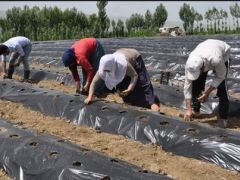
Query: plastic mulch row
0 118 168 180
0 79 240 172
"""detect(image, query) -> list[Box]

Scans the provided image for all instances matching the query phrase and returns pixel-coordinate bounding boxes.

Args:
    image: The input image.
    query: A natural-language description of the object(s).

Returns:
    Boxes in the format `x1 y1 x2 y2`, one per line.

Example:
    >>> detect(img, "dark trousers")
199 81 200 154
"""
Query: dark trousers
116 56 159 108
192 63 229 119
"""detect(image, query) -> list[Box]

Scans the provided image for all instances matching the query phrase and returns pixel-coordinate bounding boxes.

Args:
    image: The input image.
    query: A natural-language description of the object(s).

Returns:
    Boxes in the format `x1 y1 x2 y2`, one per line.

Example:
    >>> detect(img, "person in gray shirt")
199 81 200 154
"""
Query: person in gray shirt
84 48 160 112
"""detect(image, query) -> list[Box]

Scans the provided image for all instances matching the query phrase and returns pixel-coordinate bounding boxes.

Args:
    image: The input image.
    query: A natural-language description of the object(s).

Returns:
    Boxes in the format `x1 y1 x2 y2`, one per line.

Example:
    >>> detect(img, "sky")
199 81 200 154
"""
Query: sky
0 1 237 27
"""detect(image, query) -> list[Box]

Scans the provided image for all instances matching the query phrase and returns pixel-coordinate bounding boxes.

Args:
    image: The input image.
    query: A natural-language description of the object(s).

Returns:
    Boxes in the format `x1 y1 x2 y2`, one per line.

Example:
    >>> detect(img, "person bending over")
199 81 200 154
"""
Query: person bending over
184 39 231 128
84 48 160 112
0 36 32 80
62 37 105 95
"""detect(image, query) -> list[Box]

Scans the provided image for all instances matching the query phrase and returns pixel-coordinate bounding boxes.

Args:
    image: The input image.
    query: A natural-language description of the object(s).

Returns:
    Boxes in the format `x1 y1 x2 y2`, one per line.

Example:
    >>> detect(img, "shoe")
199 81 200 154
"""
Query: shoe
24 70 30 80
217 119 228 128
7 65 14 79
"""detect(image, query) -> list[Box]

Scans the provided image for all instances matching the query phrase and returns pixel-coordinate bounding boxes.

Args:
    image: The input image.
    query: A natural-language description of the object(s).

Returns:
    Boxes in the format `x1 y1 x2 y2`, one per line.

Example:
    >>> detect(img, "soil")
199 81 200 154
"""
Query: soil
0 72 240 179
0 170 9 180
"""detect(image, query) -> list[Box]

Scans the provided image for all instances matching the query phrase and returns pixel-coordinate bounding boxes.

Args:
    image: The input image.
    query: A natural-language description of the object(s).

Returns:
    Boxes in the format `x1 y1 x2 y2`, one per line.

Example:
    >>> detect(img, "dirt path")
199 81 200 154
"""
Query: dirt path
0 170 9 180
0 75 239 179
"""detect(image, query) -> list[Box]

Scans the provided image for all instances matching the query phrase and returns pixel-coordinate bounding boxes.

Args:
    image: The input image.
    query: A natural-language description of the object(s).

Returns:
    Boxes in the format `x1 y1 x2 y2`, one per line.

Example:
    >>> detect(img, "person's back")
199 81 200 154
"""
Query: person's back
63 37 105 94
72 38 97 64
190 39 231 64
184 39 231 127
116 48 140 66
3 36 31 52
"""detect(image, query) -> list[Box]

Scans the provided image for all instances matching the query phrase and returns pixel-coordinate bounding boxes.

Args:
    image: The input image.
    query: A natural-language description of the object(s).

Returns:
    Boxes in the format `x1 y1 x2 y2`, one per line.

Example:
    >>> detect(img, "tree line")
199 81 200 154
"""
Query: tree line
0 1 239 42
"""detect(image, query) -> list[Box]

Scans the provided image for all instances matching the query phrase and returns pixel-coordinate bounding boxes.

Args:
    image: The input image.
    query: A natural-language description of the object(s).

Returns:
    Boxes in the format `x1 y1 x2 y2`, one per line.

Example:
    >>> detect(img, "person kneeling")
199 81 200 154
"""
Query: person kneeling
84 48 160 112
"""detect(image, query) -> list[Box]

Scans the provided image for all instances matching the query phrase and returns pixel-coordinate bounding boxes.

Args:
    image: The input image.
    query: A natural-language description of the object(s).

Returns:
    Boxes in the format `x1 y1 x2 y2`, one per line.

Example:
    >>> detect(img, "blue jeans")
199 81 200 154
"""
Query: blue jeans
9 43 32 71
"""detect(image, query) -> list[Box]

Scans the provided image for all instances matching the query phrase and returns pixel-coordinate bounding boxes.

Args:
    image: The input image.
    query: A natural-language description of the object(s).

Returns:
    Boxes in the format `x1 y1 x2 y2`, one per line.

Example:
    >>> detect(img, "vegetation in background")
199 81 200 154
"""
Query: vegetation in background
0 1 240 41
96 0 108 38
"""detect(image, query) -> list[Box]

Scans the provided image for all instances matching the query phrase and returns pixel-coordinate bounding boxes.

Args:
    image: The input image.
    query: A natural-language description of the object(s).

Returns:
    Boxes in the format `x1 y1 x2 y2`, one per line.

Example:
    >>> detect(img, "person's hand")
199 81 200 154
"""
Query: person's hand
81 88 88 95
76 88 81 94
76 85 81 94
79 84 88 95
119 89 131 97
83 84 89 92
2 72 8 78
197 92 209 103
13 62 20 67
184 109 193 121
84 96 93 105
76 82 81 94
151 103 160 112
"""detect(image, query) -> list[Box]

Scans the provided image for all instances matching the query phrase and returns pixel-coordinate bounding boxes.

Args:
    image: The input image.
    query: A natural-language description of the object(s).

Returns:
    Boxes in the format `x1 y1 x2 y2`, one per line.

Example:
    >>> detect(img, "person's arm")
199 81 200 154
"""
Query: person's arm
184 76 193 121
1 55 7 75
68 65 81 93
197 86 215 102
81 57 94 91
197 62 226 102
84 71 101 104
14 56 24 67
120 63 138 97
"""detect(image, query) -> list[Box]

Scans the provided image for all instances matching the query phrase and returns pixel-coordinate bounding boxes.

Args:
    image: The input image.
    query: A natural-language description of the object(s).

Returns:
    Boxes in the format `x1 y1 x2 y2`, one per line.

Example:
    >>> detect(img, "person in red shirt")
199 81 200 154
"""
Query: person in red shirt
62 38 105 95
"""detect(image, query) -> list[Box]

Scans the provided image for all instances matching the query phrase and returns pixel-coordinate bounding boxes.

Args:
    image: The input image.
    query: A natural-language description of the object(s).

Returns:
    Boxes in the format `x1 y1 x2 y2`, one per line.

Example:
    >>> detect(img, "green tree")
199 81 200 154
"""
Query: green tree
220 9 228 32
204 9 210 33
194 12 203 33
96 0 108 37
144 9 152 29
105 17 110 35
116 19 124 37
76 11 89 37
211 7 219 33
111 19 116 36
28 6 41 40
18 5 30 37
89 13 100 37
6 6 22 36
125 18 131 33
179 3 195 34
126 13 144 32
230 3 237 31
230 3 240 31
153 3 168 28
0 18 11 41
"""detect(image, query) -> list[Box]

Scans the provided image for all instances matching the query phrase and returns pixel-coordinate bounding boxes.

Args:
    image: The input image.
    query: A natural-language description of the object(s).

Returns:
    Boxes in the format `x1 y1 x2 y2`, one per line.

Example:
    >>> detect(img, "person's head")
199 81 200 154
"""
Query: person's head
0 44 9 55
185 55 204 81
62 48 77 67
98 53 128 90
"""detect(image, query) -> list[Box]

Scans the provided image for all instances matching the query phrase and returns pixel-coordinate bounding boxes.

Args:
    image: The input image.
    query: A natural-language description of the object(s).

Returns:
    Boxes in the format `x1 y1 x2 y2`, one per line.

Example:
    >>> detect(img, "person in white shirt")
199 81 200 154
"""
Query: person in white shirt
0 36 32 79
84 48 160 112
184 39 231 128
